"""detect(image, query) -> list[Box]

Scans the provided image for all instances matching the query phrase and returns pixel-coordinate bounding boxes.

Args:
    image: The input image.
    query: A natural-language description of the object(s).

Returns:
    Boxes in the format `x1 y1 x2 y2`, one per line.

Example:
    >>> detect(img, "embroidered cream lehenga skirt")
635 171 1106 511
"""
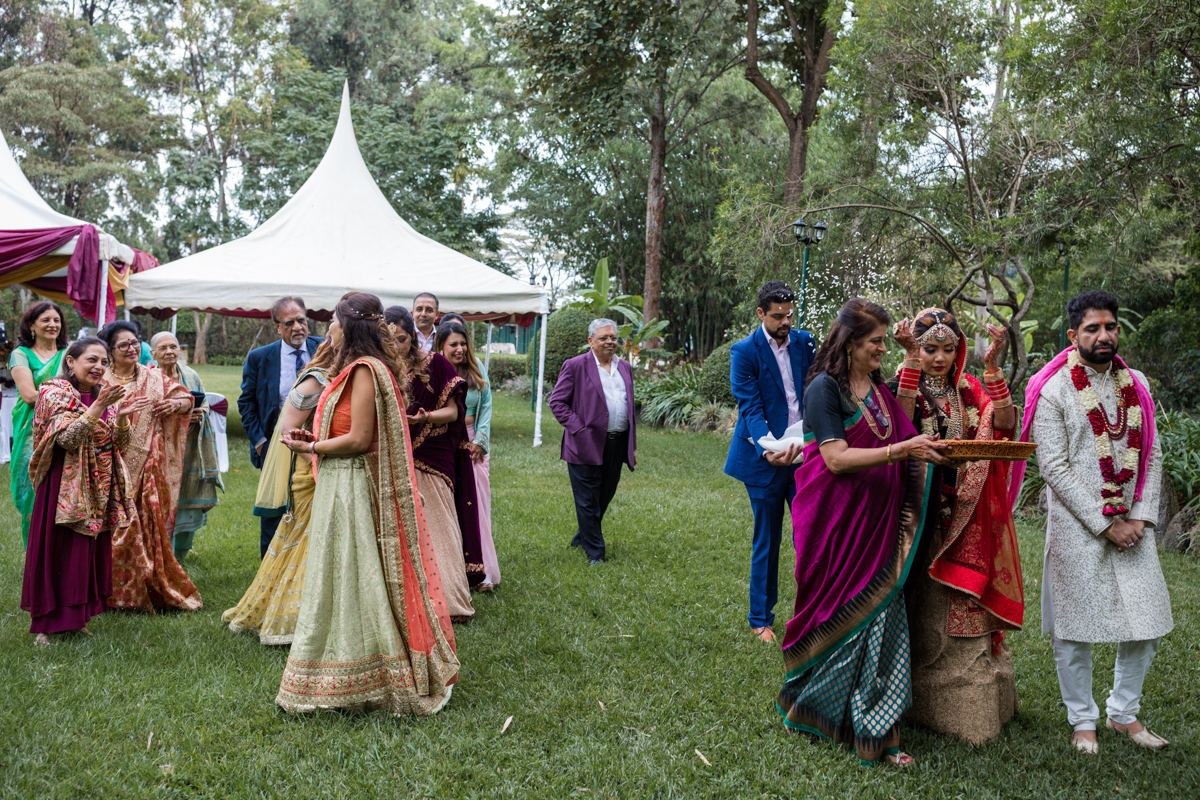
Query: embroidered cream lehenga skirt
276 456 457 715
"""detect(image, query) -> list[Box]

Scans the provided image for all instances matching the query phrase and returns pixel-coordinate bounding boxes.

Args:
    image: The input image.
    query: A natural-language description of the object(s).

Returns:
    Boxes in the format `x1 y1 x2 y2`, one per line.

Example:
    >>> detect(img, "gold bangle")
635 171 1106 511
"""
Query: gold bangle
886 443 893 463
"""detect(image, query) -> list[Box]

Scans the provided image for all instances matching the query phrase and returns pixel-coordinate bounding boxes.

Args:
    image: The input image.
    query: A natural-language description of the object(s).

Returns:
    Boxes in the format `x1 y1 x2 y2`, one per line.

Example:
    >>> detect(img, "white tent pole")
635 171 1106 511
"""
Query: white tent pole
124 309 130 321
170 313 177 335
96 259 109 326
532 311 549 447
484 322 493 374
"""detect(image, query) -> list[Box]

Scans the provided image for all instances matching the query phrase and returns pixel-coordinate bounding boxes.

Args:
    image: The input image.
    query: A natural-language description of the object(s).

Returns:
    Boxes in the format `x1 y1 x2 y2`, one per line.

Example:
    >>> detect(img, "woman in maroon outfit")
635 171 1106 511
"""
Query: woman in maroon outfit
21 337 148 645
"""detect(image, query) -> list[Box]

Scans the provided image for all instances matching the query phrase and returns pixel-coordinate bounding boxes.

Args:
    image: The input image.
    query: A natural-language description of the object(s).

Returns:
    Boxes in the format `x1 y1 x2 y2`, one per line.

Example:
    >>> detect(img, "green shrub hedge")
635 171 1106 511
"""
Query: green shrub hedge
482 352 526 385
698 342 735 405
527 306 592 385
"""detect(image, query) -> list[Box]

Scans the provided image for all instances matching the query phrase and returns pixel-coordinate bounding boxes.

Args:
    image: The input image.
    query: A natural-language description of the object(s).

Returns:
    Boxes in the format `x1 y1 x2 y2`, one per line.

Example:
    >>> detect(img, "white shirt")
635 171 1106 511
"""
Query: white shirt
279 340 311 409
593 353 629 433
417 327 435 352
762 324 801 427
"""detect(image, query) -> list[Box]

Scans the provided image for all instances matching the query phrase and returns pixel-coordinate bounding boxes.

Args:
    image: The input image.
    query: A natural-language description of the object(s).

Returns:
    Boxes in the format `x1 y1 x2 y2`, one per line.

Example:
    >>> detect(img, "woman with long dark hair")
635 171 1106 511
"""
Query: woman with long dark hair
276 293 458 716
9 301 69 546
436 320 500 590
777 298 948 766
887 309 1024 744
224 341 334 644
21 337 149 644
100 320 201 611
385 306 480 619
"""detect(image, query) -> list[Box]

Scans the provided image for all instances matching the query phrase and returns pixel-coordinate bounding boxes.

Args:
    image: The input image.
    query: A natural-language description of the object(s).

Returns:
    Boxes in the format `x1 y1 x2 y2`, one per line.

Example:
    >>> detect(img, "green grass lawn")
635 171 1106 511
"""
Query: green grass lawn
1 366 1198 797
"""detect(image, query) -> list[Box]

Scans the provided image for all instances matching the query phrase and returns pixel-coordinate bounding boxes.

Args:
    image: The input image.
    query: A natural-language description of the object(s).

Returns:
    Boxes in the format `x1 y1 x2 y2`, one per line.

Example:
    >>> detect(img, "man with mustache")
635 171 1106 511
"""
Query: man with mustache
238 296 323 558
549 318 637 566
1020 290 1173 754
724 281 816 643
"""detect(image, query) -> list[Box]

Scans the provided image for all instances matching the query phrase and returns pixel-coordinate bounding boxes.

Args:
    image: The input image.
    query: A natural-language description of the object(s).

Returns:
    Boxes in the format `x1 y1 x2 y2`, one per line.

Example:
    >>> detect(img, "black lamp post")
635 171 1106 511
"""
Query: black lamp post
1058 239 1072 350
792 218 827 325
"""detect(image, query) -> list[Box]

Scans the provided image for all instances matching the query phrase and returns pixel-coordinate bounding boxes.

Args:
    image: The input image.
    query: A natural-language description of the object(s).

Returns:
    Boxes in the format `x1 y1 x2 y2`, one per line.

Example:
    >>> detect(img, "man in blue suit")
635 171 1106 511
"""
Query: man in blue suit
238 296 322 558
724 281 816 642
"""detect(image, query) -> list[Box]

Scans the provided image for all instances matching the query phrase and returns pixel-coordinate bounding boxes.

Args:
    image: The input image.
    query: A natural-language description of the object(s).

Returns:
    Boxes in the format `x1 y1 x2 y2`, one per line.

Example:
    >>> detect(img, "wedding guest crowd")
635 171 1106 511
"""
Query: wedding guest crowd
11 283 1177 740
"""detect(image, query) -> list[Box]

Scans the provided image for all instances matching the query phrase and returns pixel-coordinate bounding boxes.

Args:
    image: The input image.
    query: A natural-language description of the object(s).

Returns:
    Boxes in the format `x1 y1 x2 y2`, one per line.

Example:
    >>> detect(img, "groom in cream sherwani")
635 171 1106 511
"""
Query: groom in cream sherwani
1024 290 1172 754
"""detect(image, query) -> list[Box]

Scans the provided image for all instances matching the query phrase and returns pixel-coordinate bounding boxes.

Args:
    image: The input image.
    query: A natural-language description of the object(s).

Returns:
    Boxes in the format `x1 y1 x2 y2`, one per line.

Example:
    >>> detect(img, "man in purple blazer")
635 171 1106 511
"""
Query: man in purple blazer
549 318 637 565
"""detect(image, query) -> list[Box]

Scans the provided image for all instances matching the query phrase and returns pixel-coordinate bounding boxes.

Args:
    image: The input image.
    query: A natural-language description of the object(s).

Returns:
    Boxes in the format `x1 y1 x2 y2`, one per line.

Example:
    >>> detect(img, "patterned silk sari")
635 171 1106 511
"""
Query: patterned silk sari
170 364 223 560
10 347 65 546
108 365 202 611
277 357 459 716
778 385 929 765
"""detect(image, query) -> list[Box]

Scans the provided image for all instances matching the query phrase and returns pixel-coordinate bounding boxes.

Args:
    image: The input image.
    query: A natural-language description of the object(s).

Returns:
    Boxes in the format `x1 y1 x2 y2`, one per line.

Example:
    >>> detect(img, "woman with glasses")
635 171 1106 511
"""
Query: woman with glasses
100 321 202 611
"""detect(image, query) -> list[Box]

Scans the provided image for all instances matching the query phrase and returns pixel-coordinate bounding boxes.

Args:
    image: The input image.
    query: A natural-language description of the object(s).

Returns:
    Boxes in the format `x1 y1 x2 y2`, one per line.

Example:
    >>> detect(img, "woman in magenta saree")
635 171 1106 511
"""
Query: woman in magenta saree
777 299 947 767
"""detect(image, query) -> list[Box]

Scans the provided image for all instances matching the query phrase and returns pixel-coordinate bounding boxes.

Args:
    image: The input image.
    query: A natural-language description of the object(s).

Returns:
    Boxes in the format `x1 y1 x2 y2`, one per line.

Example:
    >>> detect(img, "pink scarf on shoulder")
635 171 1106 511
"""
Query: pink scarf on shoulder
1010 346 1156 509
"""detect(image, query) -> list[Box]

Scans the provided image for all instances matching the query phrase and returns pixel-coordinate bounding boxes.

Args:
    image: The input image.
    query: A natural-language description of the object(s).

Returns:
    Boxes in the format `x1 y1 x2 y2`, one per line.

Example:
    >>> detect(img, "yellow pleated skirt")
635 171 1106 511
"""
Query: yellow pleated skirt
223 453 315 645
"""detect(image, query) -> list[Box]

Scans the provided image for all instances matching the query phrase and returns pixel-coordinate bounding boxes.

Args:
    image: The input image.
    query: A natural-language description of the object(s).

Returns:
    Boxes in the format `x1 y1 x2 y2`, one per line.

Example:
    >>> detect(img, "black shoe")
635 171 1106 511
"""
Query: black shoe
588 558 604 566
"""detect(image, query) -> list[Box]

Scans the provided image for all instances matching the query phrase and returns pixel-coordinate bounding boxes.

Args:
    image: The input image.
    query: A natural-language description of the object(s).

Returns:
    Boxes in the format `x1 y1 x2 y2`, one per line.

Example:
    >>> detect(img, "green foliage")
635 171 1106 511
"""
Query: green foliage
1133 264 1200 408
636 365 704 427
697 342 735 405
1158 408 1200 509
483 352 527 385
565 258 644 323
527 306 593 384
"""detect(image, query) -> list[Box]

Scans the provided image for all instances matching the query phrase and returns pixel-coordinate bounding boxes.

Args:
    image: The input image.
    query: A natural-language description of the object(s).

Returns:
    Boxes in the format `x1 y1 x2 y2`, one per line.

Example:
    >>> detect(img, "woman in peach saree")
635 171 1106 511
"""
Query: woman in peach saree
275 293 458 716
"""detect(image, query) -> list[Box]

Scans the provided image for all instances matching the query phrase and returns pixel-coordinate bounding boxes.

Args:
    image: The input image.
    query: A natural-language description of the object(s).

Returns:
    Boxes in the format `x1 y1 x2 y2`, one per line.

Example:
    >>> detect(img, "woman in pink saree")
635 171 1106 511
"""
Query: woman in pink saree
777 299 948 766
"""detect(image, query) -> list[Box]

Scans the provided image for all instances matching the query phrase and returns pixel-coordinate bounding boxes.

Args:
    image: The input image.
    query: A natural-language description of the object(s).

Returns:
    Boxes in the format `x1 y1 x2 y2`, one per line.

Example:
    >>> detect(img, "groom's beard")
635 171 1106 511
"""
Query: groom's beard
1080 341 1118 364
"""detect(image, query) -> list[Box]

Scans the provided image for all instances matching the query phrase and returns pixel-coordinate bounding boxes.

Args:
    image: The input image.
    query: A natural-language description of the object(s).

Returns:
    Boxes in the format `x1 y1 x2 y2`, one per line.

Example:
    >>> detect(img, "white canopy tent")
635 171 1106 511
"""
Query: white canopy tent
1 127 137 323
126 84 552 444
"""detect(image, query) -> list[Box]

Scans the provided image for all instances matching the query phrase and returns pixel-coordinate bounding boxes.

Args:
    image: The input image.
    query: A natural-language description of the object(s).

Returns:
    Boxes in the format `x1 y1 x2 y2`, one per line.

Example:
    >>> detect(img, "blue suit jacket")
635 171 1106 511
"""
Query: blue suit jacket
238 335 322 468
723 326 817 488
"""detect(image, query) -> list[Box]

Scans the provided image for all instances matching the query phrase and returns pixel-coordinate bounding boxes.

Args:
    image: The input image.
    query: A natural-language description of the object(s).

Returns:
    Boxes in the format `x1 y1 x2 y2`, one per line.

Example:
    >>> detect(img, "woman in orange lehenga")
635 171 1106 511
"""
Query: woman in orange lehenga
889 308 1024 744
100 321 202 612
276 293 458 716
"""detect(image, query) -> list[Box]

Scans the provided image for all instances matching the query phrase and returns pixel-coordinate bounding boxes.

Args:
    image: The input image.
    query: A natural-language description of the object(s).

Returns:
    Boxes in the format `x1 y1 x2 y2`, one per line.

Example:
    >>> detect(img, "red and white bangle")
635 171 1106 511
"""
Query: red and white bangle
897 360 922 398
984 370 1013 408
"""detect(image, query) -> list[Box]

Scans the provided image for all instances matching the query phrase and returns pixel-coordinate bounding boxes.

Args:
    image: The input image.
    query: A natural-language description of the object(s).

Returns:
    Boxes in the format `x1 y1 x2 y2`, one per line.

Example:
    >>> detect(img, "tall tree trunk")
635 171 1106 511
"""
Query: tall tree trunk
784 124 810 207
192 311 213 364
643 85 667 347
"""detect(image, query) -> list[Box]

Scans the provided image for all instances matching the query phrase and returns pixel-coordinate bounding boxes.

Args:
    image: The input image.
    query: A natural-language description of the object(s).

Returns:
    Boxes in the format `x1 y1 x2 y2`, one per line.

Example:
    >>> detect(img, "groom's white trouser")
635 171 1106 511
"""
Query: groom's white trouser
1052 636 1160 731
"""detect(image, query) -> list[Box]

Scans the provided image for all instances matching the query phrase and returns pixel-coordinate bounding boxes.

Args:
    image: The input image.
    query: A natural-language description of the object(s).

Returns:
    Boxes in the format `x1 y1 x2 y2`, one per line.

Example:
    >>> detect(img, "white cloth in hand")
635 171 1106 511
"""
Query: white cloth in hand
757 420 806 464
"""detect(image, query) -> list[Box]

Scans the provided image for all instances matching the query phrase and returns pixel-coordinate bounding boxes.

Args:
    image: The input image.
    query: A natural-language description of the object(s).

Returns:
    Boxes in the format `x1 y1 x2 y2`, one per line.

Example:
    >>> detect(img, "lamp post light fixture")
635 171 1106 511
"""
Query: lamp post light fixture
792 217 828 325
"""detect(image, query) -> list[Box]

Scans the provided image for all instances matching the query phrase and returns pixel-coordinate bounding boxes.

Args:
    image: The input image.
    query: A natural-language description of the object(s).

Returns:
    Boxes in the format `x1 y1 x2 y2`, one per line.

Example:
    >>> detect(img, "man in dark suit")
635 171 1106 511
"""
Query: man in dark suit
724 281 816 642
238 296 322 558
549 318 637 565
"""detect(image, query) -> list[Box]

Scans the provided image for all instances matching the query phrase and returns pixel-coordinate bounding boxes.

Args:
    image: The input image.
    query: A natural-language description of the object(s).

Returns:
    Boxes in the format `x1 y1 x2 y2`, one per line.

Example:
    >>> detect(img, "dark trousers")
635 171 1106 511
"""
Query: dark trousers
744 469 797 629
567 431 628 560
260 514 282 560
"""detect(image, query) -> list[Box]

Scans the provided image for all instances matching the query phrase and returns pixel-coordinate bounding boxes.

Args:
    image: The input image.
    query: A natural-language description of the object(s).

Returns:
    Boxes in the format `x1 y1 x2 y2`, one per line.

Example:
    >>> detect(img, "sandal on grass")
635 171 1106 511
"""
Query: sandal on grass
885 751 915 767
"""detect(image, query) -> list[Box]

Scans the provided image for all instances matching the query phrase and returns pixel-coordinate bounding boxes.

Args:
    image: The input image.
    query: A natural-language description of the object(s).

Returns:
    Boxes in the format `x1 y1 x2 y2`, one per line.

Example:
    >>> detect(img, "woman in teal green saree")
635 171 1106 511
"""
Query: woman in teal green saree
9 301 68 547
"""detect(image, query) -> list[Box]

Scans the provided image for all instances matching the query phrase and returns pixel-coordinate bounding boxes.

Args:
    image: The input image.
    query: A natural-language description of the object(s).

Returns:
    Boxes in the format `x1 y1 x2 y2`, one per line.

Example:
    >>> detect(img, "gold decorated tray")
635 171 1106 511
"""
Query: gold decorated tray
939 439 1037 463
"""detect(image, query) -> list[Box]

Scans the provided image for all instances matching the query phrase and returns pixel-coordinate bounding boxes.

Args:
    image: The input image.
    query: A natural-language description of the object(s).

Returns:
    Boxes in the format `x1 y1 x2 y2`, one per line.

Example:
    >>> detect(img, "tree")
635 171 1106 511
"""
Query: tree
0 10 170 246
510 0 748 337
742 0 842 206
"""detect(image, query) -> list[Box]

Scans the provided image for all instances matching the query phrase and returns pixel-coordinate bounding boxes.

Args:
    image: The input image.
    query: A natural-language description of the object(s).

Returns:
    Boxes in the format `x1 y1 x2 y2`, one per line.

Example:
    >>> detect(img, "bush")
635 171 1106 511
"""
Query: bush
637 365 705 427
483 353 526 385
527 306 592 385
698 342 735 405
1159 409 1200 509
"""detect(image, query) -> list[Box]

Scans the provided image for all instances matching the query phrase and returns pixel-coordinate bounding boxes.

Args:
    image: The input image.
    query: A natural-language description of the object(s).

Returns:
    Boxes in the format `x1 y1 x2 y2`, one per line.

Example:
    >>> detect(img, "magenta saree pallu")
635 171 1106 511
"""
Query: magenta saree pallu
777 389 930 765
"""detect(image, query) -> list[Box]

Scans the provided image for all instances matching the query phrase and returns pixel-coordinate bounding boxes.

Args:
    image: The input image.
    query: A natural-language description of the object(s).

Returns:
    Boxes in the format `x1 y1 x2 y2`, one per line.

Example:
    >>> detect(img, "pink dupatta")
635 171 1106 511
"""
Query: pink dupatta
1010 346 1156 509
